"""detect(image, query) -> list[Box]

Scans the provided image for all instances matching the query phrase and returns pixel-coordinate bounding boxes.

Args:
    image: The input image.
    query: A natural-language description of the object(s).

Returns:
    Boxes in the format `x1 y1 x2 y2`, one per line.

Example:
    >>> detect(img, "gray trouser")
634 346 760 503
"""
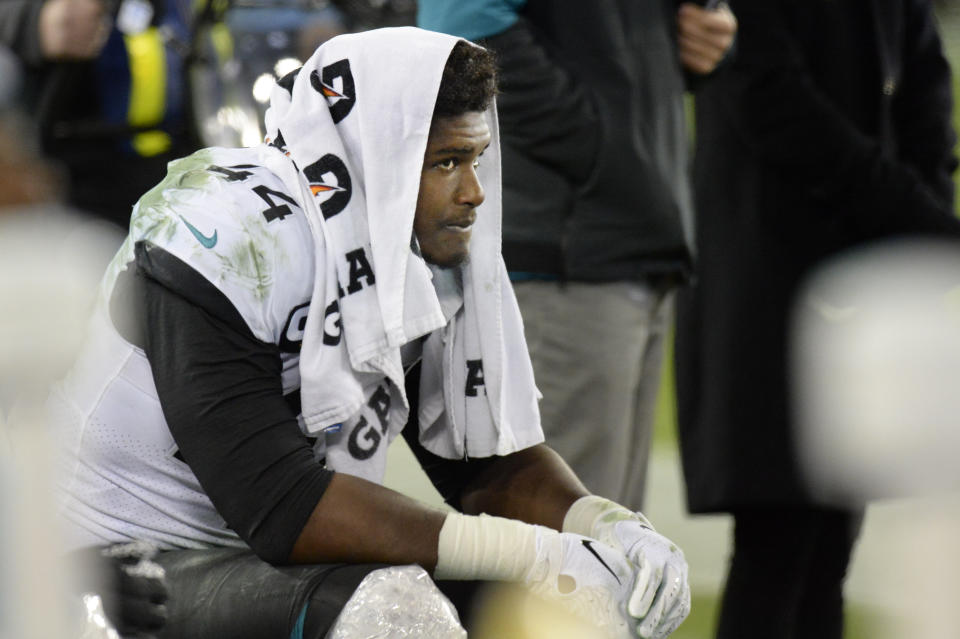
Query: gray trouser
152 548 476 637
513 280 673 511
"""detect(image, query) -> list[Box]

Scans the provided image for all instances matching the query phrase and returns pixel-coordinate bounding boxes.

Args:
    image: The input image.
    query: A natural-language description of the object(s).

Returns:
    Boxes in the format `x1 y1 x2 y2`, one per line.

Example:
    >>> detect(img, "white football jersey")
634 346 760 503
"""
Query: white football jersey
49 147 320 550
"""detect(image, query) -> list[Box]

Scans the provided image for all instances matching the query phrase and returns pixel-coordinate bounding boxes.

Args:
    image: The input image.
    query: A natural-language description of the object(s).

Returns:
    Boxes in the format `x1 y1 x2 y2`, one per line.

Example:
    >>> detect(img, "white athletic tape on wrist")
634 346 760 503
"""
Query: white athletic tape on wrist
562 495 653 538
434 512 552 582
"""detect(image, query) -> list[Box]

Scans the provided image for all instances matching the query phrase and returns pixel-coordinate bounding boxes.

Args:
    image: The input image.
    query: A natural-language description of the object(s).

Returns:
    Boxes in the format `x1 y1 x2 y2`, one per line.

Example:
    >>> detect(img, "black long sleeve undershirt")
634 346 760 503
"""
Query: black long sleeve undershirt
113 241 496 562
116 241 333 563
401 361 496 512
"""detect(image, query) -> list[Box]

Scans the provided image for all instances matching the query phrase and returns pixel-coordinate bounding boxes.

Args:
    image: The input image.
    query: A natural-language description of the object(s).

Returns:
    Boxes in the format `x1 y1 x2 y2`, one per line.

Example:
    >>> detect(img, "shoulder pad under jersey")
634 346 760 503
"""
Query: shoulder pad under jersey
125 147 316 344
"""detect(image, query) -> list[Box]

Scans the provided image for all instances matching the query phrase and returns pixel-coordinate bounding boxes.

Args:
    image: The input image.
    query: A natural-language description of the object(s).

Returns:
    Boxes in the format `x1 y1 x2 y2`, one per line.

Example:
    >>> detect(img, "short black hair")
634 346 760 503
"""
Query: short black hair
433 40 497 119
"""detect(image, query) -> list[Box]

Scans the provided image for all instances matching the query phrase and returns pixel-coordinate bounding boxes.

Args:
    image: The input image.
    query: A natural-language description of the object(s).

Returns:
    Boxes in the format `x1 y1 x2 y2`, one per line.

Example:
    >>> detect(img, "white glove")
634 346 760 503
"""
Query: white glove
434 512 641 637
524 531 639 638
564 497 690 639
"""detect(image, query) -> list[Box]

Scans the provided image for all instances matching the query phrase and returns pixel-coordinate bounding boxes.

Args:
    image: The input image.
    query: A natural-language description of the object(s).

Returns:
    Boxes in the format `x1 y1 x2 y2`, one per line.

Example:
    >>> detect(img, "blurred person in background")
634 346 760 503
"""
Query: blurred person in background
0 0 412 235
0 0 199 232
0 44 167 639
674 1 960 637
417 0 737 514
0 41 123 412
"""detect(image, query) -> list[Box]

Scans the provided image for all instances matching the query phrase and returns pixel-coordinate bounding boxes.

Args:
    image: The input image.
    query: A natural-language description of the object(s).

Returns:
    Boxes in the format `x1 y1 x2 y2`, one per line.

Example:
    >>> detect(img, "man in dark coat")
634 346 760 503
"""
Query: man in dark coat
676 1 959 637
418 0 737 514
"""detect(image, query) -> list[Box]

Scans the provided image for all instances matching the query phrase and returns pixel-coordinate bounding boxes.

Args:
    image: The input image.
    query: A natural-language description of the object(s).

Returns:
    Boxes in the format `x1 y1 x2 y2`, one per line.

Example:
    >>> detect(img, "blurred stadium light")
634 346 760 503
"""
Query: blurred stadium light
188 0 415 148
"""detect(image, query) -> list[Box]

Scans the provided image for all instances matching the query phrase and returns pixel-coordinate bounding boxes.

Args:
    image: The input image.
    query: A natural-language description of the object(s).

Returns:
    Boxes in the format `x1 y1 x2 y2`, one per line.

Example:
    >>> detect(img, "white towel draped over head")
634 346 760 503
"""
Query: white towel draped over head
259 27 542 481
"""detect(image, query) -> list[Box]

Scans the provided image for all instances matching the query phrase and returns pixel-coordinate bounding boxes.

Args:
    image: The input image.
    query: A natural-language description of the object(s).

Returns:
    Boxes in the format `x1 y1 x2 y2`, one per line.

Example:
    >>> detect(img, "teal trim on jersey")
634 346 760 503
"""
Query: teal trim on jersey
509 271 560 282
289 604 307 639
417 0 525 41
179 215 218 248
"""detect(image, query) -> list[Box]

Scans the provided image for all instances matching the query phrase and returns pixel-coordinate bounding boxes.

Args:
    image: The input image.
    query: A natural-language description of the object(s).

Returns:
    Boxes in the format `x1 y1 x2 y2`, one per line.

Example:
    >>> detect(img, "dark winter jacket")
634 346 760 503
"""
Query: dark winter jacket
676 0 959 513
421 0 699 282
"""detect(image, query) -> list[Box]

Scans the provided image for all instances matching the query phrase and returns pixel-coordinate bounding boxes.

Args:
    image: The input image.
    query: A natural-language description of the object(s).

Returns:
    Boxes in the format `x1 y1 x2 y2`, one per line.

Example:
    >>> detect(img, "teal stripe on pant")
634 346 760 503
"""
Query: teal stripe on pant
290 604 307 639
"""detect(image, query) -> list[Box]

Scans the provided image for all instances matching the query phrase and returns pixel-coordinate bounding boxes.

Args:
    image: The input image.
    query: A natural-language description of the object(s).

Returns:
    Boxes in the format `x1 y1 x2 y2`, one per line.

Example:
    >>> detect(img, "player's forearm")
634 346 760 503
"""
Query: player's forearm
458 444 589 531
288 472 448 570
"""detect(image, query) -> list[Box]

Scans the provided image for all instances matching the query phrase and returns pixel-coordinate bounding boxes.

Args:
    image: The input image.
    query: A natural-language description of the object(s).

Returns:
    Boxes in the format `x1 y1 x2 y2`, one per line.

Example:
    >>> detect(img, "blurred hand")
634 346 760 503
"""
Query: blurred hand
39 0 111 60
100 542 168 636
677 2 737 75
71 541 169 638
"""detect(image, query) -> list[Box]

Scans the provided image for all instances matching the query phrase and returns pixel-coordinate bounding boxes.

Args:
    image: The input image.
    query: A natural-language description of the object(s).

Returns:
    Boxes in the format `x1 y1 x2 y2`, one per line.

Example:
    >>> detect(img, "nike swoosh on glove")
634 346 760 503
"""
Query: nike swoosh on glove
565 497 690 639
523 531 639 638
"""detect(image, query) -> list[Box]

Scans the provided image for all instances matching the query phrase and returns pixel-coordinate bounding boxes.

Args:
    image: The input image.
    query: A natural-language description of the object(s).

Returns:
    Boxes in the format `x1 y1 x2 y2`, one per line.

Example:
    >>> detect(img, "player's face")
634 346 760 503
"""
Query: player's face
415 111 491 268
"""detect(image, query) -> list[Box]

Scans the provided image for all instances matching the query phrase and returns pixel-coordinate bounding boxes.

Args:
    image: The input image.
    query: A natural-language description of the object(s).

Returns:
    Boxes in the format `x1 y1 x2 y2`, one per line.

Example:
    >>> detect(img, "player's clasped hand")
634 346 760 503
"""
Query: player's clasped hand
617 521 690 638
564 496 691 638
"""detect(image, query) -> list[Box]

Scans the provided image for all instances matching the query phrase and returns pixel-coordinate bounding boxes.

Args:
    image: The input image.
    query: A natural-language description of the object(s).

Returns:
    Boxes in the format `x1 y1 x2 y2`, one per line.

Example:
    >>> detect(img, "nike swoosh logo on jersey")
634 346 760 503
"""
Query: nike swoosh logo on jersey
581 539 622 584
179 215 218 248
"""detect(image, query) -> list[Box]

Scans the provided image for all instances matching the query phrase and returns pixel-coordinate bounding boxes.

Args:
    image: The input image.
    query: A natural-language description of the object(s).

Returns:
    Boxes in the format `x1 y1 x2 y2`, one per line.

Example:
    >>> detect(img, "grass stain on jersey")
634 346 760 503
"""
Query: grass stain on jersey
132 149 220 246
221 157 294 302
97 152 218 301
216 236 272 301
115 147 290 303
